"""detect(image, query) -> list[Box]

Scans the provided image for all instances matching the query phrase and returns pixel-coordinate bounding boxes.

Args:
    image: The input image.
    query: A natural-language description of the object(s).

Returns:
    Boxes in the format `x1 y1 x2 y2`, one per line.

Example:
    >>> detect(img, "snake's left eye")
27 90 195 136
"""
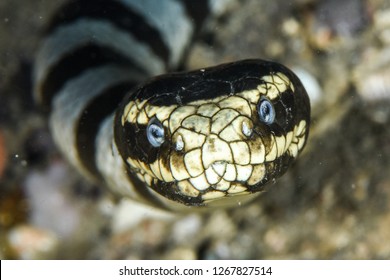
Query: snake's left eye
147 117 165 147
257 97 275 125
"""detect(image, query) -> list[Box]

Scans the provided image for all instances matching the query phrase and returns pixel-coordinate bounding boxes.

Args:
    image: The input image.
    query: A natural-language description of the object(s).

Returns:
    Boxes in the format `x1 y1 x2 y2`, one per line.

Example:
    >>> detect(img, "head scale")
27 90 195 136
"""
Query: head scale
115 59 310 206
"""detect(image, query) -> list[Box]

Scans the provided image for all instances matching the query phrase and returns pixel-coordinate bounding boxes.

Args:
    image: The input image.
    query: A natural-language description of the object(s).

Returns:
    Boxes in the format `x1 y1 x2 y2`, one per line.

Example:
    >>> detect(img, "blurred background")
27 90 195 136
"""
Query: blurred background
1 0 390 259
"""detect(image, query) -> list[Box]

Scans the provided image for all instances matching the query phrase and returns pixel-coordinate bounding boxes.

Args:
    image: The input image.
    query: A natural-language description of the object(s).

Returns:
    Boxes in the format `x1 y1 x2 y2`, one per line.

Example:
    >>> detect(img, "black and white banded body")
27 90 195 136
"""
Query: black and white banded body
34 0 310 209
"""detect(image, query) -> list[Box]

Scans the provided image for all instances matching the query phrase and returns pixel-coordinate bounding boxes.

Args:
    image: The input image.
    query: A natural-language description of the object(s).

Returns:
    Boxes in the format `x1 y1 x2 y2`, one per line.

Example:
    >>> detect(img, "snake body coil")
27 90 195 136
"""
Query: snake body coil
34 0 310 209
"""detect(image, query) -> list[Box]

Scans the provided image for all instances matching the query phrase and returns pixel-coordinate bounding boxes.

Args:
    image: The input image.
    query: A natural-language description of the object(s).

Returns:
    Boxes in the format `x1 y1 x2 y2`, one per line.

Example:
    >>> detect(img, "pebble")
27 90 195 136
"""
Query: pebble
209 0 238 17
203 211 237 240
111 199 174 233
23 161 82 238
352 7 390 123
292 67 323 107
353 48 390 103
8 224 59 259
171 214 203 244
264 227 288 253
315 0 369 38
165 247 197 260
374 9 390 45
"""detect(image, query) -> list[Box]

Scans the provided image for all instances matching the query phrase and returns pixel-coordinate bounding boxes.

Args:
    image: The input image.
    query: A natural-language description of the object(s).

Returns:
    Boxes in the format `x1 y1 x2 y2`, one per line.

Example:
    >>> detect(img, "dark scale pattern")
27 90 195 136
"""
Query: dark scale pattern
39 45 146 110
45 0 171 64
75 82 136 180
127 60 308 107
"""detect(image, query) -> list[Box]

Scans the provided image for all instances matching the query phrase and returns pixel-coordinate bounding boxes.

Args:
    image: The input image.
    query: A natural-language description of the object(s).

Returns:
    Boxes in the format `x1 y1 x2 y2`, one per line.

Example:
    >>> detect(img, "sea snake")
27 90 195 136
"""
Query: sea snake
33 0 310 209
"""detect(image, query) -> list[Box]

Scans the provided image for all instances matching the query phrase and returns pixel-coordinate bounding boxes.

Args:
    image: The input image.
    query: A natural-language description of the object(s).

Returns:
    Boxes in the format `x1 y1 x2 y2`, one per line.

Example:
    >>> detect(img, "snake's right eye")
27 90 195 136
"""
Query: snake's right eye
147 117 165 147
257 97 275 125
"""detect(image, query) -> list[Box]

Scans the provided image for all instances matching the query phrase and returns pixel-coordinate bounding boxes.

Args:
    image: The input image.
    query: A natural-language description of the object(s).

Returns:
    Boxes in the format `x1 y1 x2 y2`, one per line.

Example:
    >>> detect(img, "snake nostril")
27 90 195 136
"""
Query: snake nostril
242 120 253 137
175 134 184 151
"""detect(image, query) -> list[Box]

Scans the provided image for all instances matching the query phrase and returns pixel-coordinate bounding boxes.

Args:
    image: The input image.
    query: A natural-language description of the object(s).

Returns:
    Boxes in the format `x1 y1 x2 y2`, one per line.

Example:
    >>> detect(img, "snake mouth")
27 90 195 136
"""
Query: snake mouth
210 161 229 178
174 159 264 202
208 160 254 186
191 161 259 188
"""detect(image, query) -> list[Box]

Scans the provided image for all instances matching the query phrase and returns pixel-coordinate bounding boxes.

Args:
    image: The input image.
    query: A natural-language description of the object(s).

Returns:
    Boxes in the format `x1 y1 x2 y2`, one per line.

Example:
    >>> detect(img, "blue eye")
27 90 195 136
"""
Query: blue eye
258 98 275 125
147 117 165 147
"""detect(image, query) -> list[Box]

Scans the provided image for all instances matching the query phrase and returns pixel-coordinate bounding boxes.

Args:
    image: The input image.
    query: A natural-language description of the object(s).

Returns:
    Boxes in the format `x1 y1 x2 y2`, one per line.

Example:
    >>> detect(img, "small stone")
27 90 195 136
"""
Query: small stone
171 214 202 244
165 247 197 260
8 225 59 259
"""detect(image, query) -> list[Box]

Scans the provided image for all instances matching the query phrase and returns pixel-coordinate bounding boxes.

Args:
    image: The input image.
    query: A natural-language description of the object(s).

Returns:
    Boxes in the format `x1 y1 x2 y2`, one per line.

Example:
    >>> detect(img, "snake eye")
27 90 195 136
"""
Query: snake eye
147 117 165 147
257 97 275 125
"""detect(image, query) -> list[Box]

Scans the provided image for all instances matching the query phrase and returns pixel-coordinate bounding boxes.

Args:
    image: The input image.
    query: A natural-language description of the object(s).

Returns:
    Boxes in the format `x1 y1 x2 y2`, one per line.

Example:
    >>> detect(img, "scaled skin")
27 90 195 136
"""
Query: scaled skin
115 59 310 206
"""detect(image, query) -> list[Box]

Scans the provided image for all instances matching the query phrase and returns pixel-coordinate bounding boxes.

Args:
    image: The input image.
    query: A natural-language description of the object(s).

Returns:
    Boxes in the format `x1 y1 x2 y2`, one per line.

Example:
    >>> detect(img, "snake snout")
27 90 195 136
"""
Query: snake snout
201 134 234 168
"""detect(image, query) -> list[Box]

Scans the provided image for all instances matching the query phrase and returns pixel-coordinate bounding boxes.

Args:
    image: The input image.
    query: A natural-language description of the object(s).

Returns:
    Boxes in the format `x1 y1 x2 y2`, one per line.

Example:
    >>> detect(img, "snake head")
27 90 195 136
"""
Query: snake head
115 59 310 207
